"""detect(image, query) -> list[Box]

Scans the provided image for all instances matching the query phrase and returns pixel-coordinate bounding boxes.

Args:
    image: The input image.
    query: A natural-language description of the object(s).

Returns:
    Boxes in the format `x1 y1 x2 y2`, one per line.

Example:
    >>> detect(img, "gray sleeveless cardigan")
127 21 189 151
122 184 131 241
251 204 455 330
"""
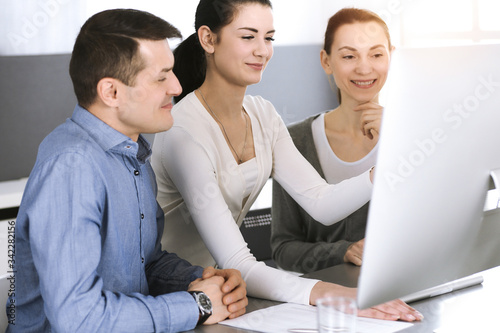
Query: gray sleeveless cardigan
271 114 368 273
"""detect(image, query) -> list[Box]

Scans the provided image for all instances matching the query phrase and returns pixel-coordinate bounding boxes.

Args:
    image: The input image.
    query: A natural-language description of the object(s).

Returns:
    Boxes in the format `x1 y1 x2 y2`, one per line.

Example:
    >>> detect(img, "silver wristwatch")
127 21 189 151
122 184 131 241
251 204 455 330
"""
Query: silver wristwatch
188 291 213 325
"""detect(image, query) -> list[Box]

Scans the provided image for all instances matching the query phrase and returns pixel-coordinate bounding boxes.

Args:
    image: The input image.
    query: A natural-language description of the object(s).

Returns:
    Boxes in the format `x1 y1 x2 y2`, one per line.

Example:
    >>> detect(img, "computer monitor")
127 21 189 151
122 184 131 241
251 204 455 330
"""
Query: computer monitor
357 43 500 309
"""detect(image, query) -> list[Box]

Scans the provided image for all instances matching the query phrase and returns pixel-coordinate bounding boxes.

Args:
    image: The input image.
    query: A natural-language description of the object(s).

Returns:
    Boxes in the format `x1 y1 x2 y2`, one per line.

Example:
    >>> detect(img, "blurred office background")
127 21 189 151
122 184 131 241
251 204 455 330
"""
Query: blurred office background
1 0 500 183
1 0 500 276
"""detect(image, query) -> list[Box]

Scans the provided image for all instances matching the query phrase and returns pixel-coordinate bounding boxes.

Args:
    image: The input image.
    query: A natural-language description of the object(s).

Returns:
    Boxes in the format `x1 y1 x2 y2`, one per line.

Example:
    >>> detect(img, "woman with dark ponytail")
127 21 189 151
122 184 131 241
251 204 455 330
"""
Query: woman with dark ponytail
151 0 421 321
173 0 258 102
172 33 206 102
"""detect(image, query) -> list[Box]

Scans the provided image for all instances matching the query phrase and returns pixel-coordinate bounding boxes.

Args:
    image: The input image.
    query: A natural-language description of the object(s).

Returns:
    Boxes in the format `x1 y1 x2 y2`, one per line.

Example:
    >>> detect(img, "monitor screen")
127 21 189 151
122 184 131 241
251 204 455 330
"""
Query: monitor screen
357 43 500 309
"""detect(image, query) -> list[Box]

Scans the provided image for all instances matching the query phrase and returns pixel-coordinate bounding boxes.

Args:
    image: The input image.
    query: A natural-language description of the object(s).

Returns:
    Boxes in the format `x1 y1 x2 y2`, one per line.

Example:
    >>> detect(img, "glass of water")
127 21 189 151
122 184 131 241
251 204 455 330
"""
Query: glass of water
316 296 357 333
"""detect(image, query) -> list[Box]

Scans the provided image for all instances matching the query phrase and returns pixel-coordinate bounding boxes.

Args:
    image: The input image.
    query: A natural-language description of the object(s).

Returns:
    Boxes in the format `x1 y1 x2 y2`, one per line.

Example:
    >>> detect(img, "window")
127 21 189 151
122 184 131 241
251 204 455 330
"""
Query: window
400 0 500 47
2 1 500 55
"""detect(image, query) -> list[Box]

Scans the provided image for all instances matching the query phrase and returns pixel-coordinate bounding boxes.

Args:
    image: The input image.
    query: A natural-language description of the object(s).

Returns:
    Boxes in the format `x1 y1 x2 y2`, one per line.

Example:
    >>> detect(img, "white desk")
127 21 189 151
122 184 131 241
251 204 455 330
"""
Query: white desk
0 178 26 276
0 178 27 210
190 264 500 333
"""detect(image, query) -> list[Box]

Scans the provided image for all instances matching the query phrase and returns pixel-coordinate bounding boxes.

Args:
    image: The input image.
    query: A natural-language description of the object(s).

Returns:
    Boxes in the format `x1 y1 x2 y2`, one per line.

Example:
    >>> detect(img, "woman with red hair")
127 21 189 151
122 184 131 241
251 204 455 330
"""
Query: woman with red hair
272 8 394 273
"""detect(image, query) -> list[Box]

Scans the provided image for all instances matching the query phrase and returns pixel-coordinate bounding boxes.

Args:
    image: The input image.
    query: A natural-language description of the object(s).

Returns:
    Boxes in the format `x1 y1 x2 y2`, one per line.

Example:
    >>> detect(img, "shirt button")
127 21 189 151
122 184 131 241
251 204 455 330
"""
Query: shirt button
141 257 145 263
134 170 139 176
141 213 144 219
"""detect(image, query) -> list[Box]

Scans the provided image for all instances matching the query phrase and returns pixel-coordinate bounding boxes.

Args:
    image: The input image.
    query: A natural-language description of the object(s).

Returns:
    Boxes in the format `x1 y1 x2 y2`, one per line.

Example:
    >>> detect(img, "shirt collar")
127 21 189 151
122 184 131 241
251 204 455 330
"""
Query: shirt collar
71 105 152 162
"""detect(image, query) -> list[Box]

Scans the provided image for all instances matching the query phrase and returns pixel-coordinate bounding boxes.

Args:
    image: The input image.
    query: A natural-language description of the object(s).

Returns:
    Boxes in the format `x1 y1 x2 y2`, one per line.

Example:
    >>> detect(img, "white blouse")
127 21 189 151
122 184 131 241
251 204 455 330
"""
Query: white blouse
239 158 258 199
312 113 379 184
151 92 373 304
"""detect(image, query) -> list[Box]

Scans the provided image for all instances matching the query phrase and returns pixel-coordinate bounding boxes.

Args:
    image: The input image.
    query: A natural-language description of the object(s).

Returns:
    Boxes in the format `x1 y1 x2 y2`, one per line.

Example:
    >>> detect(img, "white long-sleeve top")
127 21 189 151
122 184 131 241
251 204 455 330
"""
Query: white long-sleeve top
151 92 373 304
312 113 379 184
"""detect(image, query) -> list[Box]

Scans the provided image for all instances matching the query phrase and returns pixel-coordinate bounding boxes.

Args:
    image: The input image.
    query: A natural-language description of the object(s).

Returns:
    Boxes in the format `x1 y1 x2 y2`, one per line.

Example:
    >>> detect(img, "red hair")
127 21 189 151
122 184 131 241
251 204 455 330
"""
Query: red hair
323 7 391 55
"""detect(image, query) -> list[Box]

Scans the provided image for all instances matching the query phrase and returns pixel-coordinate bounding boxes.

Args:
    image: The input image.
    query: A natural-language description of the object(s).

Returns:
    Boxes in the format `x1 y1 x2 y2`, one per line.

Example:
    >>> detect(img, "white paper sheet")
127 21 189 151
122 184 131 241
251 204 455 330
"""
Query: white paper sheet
219 303 413 333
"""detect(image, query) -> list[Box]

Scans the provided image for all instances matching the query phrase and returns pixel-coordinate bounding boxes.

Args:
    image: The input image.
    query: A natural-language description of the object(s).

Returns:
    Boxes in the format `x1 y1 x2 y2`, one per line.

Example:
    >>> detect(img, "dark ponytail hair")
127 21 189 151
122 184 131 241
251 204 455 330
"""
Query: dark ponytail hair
173 0 272 102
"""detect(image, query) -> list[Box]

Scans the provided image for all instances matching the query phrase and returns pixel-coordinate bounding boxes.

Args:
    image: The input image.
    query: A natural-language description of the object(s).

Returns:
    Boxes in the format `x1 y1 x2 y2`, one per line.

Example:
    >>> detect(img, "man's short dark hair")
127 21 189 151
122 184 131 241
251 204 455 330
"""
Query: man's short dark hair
69 9 182 108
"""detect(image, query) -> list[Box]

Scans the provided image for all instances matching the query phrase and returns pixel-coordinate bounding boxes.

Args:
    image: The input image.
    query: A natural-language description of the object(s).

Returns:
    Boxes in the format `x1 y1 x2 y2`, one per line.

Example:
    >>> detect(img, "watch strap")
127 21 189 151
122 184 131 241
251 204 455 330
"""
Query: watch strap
188 291 212 325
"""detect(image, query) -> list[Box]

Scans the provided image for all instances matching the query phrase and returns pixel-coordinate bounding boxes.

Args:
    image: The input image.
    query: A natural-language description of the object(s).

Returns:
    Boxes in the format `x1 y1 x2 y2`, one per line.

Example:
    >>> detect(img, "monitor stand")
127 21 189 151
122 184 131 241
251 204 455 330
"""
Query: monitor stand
465 168 500 274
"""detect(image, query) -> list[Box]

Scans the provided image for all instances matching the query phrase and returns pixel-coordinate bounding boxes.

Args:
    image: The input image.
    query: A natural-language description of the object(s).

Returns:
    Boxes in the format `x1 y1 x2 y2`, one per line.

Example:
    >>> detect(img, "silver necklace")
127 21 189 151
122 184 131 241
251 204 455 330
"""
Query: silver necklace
198 89 248 164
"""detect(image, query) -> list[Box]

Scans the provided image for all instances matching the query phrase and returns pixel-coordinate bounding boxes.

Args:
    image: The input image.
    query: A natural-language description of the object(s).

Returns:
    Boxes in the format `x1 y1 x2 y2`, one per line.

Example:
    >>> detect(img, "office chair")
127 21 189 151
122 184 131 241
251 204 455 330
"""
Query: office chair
240 207 276 268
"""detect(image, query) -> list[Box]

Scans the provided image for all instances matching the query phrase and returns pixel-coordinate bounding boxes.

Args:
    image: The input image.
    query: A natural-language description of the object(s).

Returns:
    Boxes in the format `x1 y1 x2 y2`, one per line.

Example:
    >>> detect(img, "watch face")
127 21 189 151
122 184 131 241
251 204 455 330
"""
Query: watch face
198 293 212 312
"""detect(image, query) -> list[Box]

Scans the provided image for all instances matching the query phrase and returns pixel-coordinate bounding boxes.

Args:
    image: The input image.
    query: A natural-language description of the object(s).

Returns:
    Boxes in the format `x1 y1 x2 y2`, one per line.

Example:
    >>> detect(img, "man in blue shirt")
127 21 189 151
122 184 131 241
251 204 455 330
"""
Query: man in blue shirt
7 9 247 332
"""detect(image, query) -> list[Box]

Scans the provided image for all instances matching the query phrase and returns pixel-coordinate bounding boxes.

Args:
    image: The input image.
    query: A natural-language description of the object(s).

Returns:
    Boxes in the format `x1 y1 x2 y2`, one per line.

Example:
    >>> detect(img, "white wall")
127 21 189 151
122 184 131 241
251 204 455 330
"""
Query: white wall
2 0 500 56
0 0 401 56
